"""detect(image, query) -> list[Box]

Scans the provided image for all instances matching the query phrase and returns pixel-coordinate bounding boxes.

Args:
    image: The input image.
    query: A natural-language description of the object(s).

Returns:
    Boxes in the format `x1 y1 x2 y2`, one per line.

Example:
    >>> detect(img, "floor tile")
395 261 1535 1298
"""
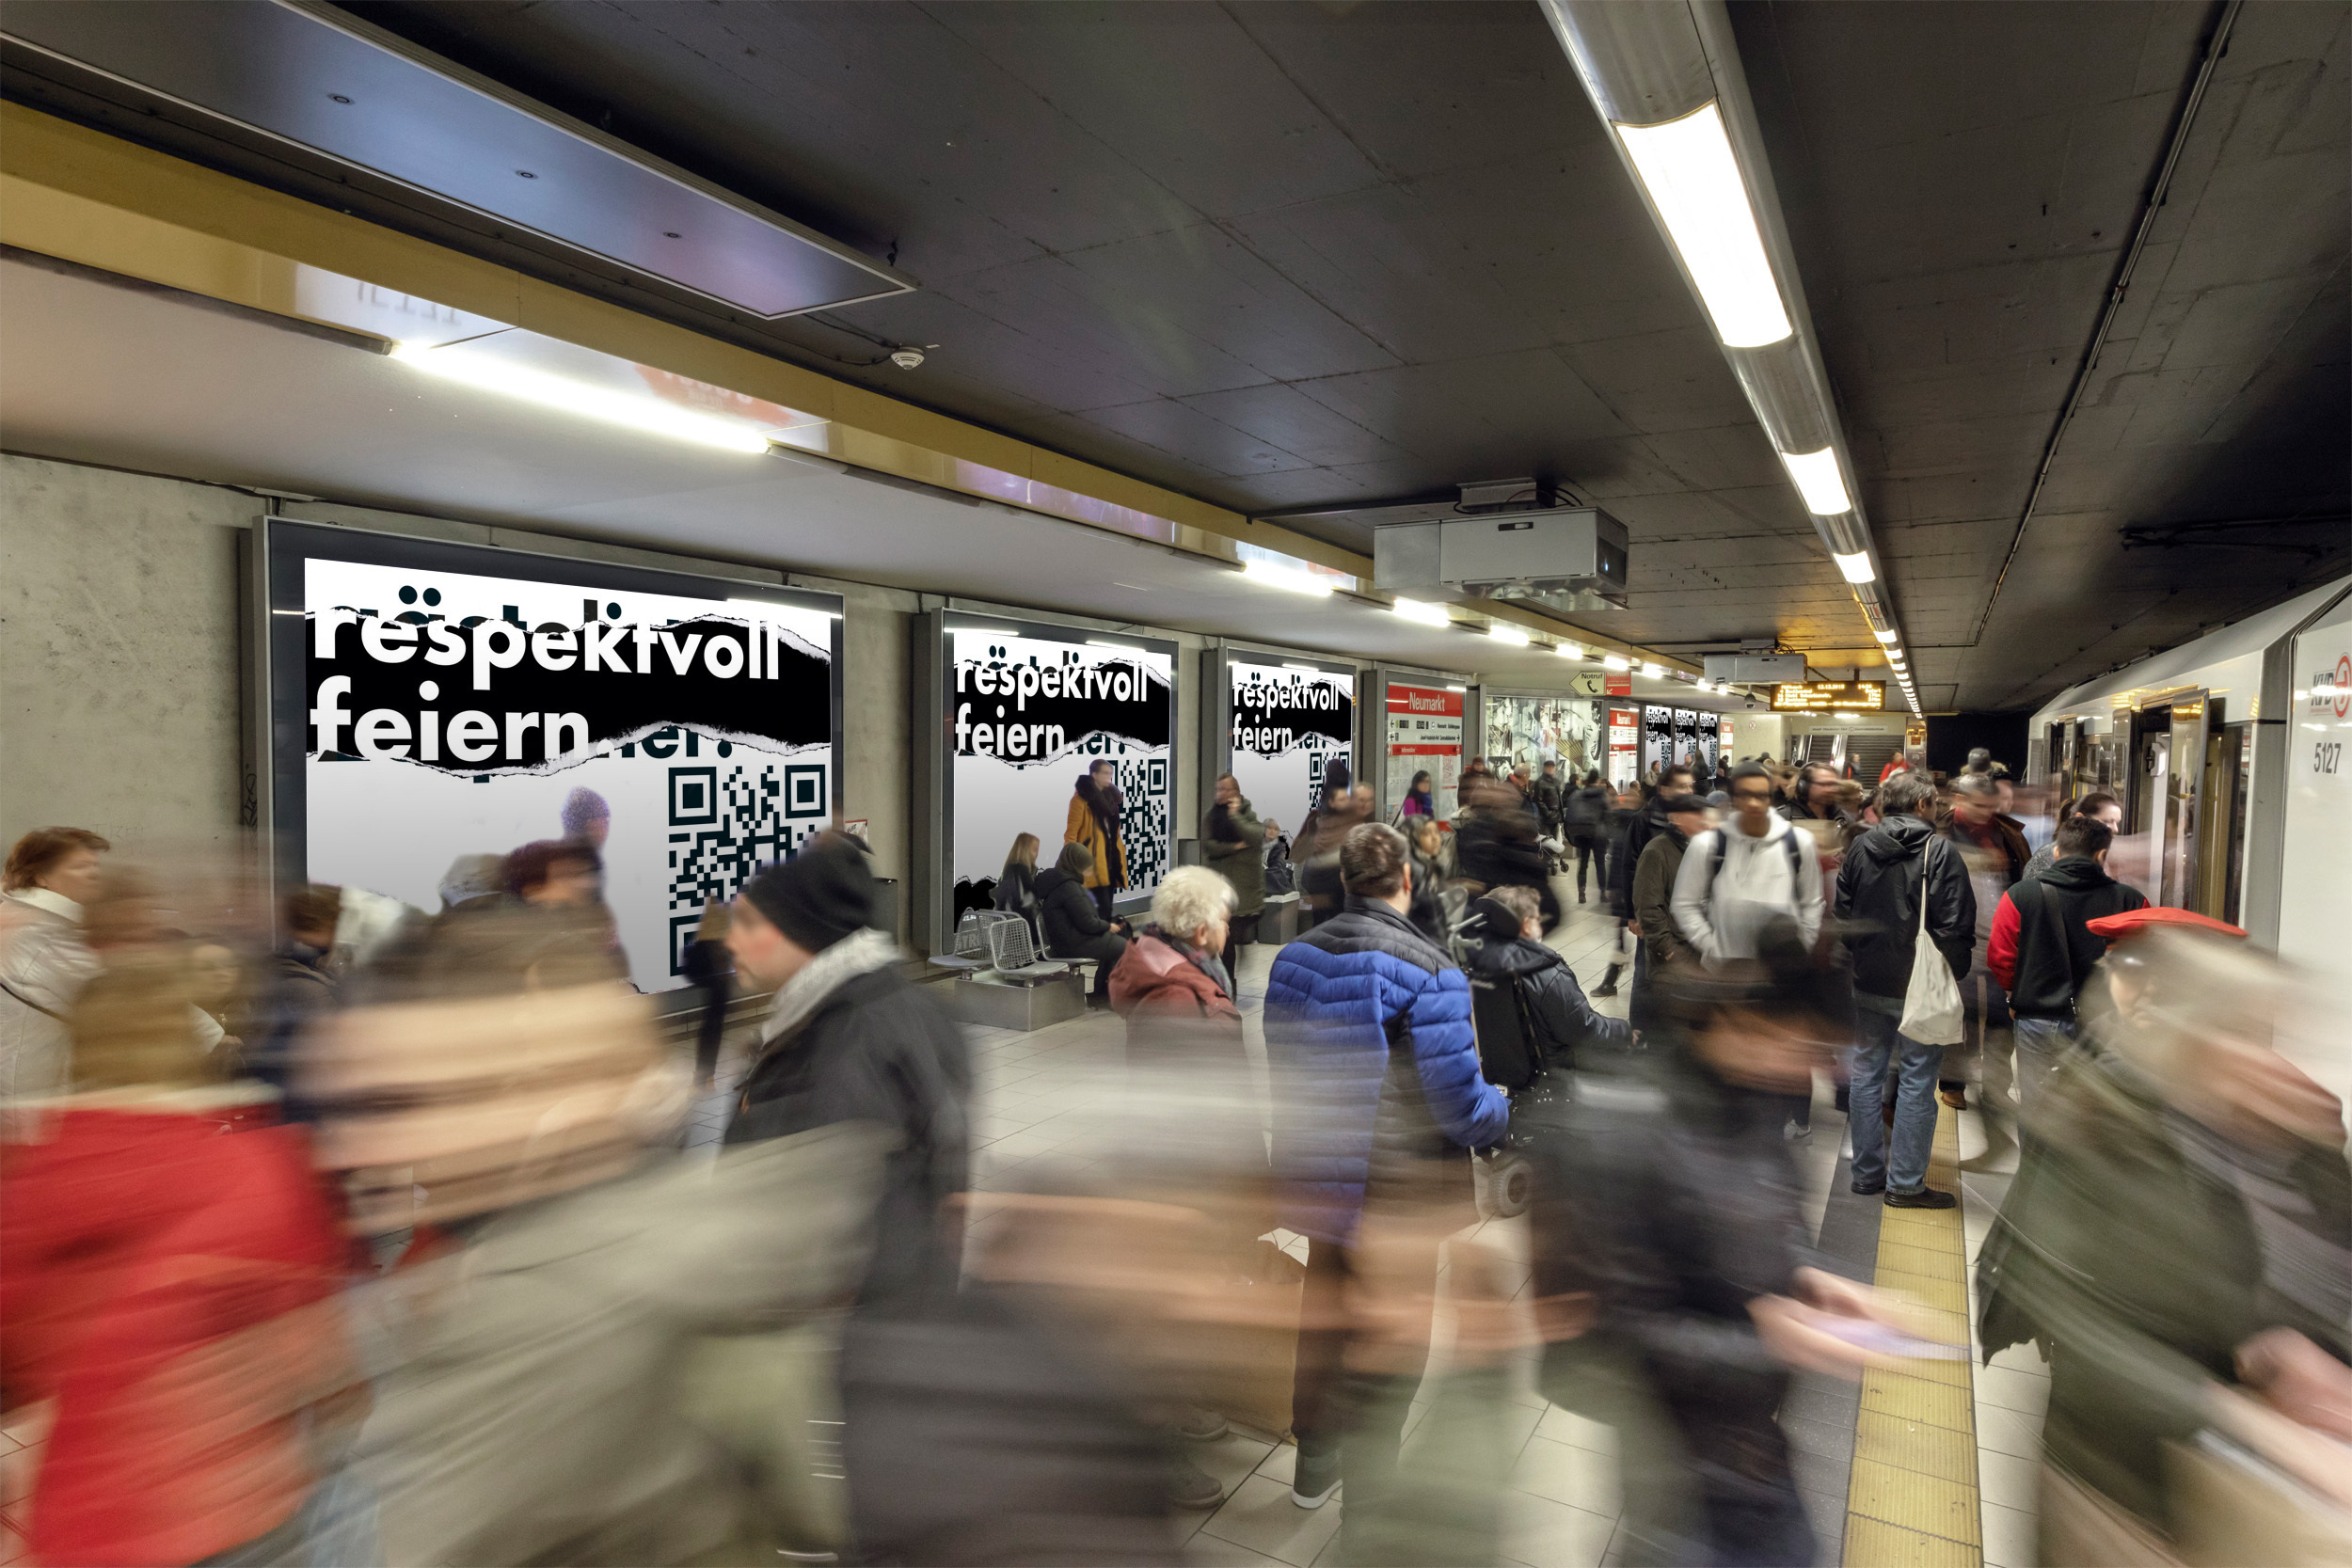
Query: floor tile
1534 1403 1617 1455
1979 1497 2039 1567
1192 1431 1279 1498
1184 1534 1294 1568
1973 1365 2051 1417
1508 1433 1619 1515
1501 1489 1616 1568
1198 1474 1344 1566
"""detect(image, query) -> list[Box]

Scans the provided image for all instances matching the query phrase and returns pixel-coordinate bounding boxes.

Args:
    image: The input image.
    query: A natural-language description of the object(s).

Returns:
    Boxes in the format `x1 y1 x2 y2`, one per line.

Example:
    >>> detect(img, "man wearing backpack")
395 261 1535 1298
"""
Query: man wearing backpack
1835 772 1977 1210
1668 763 1824 967
1562 769 1613 905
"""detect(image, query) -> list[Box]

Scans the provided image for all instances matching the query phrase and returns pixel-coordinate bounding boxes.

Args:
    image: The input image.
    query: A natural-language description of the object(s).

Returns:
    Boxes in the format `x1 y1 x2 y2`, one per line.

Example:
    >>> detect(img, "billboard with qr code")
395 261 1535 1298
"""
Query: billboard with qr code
1228 658 1353 847
946 623 1175 915
263 520 840 993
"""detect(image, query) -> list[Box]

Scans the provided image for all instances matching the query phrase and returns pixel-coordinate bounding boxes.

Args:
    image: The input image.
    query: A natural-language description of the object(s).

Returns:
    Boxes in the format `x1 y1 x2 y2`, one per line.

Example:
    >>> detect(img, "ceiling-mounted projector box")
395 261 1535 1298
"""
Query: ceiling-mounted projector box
1705 653 1808 683
1440 508 1628 596
1374 506 1629 606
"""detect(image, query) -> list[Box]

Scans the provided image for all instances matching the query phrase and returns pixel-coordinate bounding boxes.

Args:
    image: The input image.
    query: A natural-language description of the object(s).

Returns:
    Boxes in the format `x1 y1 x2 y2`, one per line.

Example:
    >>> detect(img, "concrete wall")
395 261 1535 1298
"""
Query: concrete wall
1 453 249 856
0 460 924 942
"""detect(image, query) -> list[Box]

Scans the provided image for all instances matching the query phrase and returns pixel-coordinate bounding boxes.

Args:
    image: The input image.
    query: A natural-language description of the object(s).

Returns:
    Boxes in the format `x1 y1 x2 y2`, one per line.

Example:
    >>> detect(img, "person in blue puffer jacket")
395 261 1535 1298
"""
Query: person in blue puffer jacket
1263 820 1509 1515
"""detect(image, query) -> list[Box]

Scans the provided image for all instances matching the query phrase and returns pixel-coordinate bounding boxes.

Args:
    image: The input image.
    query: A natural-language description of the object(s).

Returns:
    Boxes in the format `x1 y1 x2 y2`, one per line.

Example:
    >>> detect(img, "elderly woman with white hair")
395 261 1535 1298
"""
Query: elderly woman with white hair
1106 865 1243 1063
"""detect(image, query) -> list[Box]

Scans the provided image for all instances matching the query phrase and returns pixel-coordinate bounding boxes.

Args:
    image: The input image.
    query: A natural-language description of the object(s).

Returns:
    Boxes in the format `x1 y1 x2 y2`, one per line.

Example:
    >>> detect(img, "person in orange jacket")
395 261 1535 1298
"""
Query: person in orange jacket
1064 758 1130 922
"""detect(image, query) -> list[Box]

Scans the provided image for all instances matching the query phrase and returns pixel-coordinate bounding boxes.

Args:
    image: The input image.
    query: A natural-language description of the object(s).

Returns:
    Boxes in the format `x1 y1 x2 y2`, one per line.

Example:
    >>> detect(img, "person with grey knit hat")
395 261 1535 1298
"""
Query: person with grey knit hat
723 838 971 1311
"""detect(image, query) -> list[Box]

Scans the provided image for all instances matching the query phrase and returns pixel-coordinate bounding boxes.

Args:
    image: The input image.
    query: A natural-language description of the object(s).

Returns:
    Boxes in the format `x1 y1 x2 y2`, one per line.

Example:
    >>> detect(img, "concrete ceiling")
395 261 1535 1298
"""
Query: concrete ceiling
0 252 1760 712
5 0 2343 707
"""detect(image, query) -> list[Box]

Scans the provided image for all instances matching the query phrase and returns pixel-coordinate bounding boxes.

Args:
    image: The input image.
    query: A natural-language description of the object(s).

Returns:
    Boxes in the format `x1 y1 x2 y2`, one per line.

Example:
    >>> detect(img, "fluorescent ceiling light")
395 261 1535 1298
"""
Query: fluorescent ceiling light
1390 596 1451 626
1555 641 1581 658
1641 662 1664 679
1445 685 1468 693
1832 551 1877 584
1614 103 1792 349
1780 447 1851 515
949 625 1020 637
1241 560 1332 596
1603 655 1631 672
389 342 771 453
1874 628 1899 643
1488 623 1532 646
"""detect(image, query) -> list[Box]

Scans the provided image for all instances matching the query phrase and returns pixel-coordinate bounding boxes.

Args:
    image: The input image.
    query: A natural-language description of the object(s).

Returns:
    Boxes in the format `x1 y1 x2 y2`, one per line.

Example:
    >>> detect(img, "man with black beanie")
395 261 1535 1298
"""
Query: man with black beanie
724 838 971 1311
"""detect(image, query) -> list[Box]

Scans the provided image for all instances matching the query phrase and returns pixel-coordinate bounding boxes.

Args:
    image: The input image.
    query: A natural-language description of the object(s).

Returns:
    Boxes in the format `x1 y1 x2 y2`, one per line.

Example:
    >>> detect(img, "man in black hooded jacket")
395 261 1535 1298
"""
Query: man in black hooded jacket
1835 772 1975 1209
1467 888 1631 1076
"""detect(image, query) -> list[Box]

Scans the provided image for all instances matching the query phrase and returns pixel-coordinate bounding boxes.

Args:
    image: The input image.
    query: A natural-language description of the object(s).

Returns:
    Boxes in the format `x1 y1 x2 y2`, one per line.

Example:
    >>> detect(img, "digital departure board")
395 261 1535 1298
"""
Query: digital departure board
1772 681 1885 711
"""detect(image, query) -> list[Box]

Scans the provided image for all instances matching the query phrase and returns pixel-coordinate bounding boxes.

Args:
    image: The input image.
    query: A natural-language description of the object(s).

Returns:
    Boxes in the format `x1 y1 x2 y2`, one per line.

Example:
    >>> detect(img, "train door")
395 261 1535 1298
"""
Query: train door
2212 720 2253 925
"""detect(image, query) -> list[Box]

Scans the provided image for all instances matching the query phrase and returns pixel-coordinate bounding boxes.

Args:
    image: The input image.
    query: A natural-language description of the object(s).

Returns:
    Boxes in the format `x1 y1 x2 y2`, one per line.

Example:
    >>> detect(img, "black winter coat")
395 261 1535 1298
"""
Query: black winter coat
1455 810 1560 929
1471 934 1632 1071
1612 794 1676 914
727 967 973 1311
1835 816 1976 1002
1035 866 1113 954
1532 774 1568 827
1564 784 1611 834
1530 1040 1814 1515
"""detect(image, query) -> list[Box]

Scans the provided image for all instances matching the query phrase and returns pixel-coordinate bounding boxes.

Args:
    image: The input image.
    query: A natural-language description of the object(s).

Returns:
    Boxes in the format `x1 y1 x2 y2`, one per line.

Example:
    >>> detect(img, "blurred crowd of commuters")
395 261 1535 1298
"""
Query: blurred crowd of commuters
0 736 2344 1568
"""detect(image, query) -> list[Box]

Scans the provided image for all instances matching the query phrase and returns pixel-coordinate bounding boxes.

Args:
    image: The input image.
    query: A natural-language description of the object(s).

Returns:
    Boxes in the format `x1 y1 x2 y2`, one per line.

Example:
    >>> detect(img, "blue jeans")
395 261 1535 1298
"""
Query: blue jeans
1848 1007 1942 1195
2012 1016 2076 1119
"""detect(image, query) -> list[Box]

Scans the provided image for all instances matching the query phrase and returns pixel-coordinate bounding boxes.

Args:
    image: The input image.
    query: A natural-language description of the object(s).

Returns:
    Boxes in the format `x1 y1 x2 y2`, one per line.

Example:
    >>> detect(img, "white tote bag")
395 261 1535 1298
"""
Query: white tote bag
1899 845 1964 1045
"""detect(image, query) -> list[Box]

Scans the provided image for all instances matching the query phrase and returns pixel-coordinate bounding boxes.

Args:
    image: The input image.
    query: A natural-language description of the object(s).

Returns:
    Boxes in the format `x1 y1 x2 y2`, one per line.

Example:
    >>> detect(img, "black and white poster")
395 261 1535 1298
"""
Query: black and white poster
276 526 838 993
1228 659 1352 845
1641 705 1676 778
950 628 1173 906
1674 708 1701 771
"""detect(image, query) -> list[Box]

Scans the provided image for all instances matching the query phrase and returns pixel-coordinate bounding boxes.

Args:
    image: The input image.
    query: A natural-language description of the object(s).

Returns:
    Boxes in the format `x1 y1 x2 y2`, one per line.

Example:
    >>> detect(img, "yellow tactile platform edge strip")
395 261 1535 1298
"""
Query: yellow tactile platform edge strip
1845 1102 1981 1565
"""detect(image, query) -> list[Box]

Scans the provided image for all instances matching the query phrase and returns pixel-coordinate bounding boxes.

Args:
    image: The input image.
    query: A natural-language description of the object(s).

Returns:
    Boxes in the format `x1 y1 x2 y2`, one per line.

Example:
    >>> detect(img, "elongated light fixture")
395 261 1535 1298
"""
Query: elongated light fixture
1778 447 1851 516
1614 103 1791 350
1555 641 1583 658
1832 551 1877 585
1603 655 1631 672
389 342 771 453
1241 560 1332 596
1488 623 1532 646
1391 596 1452 626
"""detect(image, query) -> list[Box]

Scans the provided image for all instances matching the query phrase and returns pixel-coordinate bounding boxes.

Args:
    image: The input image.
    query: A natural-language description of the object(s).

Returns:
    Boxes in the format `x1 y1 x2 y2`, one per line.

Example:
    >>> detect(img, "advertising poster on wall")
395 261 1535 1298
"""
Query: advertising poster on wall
1608 707 1641 787
1484 695 1603 777
949 628 1173 911
1698 712 1722 774
1640 705 1675 778
1229 659 1353 846
1387 684 1465 817
274 523 840 994
1674 708 1700 770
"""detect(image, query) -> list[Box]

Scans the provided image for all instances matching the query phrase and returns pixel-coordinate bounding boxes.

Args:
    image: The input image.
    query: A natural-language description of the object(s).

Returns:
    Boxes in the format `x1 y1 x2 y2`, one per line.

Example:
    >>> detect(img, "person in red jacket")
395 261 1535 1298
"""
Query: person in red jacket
1987 815 2148 1116
1 953 358 1568
1108 865 1243 1066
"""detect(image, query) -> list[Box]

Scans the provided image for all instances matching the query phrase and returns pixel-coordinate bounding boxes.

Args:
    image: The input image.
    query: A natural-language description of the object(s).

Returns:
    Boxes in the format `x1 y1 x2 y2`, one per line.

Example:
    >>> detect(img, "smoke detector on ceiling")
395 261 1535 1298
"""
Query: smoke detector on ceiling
890 347 926 370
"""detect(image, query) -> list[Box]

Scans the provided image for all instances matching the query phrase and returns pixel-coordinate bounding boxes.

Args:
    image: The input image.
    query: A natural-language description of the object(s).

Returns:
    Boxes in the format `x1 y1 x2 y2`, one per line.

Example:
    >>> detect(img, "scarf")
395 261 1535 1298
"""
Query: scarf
1076 775 1123 838
1141 924 1232 1001
756 927 902 1048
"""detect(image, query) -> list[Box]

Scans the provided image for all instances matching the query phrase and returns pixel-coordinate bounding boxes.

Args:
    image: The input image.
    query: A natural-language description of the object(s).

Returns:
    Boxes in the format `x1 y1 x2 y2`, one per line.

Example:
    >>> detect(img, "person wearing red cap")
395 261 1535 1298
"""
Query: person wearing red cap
1987 816 2148 1115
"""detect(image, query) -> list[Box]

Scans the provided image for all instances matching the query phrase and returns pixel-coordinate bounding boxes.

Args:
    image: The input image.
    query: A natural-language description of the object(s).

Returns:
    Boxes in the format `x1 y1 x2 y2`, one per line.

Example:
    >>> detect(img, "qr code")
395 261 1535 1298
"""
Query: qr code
665 759 829 973
1114 754 1170 892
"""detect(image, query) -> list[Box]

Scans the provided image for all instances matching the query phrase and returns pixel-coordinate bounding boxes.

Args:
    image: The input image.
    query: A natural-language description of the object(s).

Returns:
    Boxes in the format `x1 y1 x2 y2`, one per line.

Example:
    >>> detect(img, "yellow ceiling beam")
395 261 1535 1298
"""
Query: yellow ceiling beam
0 101 1694 674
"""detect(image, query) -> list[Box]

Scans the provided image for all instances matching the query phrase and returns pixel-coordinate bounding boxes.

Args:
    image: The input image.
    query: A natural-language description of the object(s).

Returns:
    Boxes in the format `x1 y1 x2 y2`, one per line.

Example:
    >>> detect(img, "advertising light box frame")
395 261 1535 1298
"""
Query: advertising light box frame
256 518 844 991
912 610 1179 954
1201 645 1360 862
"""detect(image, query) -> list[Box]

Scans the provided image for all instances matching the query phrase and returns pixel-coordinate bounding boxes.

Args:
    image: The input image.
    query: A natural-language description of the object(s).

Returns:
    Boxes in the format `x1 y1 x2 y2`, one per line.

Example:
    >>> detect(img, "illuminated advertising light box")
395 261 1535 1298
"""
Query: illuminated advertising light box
1386 684 1465 817
1229 658 1353 844
946 621 1174 916
263 520 841 991
1608 706 1641 787
1772 681 1885 711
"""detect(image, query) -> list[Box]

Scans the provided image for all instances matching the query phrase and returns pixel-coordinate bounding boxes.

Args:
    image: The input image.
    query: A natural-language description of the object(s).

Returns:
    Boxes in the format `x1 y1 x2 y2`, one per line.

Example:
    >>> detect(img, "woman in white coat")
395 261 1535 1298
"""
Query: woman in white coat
0 827 109 1101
